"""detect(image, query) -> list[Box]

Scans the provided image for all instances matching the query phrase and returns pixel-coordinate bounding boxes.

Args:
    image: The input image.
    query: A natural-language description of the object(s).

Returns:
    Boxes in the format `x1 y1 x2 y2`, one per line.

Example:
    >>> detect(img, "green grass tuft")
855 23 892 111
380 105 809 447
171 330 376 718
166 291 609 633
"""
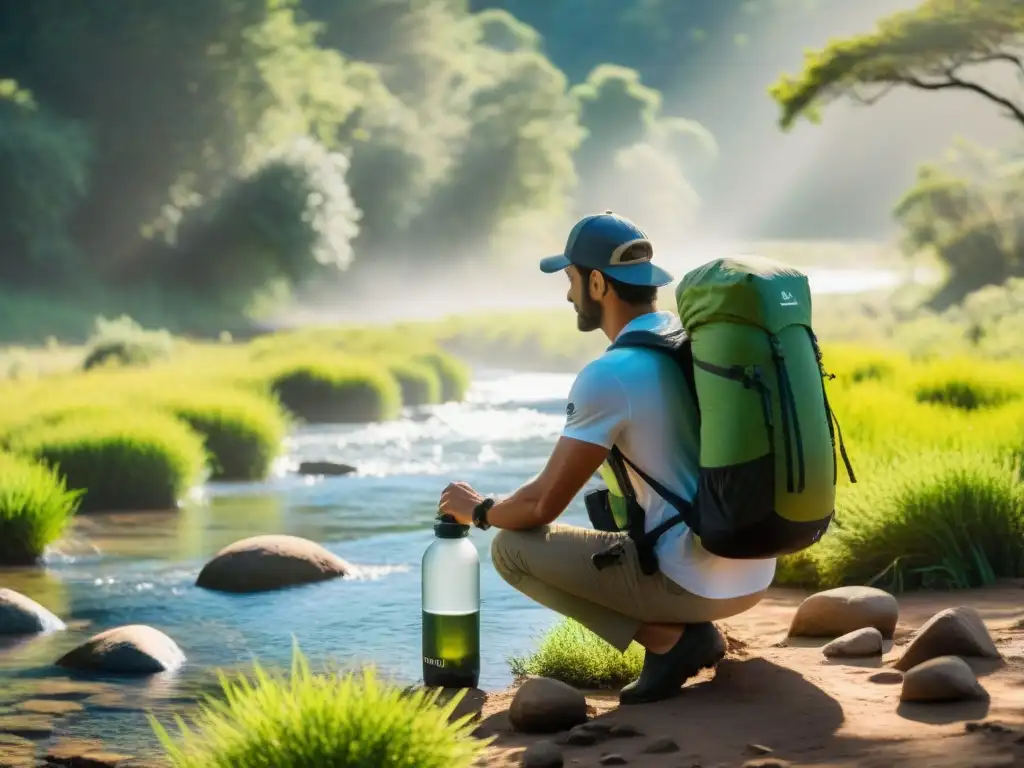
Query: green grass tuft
508 618 644 689
151 645 490 768
269 360 402 423
0 452 81 565
9 411 207 512
156 390 289 481
415 351 470 403
816 450 1024 591
384 358 442 407
910 359 1024 411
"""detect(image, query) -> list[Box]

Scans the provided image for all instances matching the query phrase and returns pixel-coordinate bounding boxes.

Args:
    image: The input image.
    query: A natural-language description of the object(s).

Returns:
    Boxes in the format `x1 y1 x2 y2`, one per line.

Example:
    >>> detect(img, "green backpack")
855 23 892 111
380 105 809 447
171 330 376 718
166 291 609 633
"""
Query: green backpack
587 255 856 575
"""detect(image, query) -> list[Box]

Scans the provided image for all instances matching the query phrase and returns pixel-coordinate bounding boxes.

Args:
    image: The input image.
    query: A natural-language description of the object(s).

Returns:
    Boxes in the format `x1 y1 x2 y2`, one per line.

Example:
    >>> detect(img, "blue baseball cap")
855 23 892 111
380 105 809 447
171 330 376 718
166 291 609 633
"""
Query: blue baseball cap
539 211 673 287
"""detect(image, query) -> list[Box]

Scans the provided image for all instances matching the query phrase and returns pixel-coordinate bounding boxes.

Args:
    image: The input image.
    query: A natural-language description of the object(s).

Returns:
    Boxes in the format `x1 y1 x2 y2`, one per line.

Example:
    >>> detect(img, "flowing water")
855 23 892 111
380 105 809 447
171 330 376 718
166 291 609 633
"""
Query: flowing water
0 370 584 756
0 270 901 757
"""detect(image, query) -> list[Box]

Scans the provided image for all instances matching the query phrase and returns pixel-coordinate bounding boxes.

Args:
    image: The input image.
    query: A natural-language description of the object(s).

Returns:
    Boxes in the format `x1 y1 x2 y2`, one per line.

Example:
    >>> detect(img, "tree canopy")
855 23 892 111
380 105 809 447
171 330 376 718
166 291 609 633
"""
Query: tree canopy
770 0 1024 129
0 0 1017 340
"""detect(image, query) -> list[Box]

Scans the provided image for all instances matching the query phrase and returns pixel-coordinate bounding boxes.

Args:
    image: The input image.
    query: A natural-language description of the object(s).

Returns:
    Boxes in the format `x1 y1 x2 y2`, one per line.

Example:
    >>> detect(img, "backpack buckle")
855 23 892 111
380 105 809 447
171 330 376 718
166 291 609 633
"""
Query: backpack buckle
591 542 626 570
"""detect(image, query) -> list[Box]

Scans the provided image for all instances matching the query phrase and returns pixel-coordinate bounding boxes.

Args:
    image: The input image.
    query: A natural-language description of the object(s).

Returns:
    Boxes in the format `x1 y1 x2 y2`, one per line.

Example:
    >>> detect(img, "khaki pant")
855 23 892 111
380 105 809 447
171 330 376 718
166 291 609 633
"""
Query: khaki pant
491 523 767 653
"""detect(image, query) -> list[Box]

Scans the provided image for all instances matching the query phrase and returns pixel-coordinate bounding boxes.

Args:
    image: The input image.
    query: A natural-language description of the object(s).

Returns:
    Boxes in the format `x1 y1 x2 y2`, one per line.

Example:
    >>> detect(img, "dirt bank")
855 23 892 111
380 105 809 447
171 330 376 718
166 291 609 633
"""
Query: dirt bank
475 584 1024 767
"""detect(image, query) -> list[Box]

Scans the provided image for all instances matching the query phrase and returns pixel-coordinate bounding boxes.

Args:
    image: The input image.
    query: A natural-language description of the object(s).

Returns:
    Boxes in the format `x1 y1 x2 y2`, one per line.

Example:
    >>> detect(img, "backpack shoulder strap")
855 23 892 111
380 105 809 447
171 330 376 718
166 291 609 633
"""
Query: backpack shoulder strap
609 327 699 409
591 327 701 576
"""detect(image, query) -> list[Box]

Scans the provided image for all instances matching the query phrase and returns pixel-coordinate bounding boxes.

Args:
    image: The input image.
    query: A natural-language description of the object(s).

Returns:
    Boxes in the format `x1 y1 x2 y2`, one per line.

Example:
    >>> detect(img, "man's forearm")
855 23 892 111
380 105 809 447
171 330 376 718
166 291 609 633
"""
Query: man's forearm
486 478 554 530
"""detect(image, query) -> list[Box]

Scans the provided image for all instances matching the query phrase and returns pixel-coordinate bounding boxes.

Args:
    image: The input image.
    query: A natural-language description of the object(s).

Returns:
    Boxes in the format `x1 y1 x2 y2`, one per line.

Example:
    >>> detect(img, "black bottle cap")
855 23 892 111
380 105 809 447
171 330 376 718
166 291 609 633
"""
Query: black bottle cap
434 513 470 539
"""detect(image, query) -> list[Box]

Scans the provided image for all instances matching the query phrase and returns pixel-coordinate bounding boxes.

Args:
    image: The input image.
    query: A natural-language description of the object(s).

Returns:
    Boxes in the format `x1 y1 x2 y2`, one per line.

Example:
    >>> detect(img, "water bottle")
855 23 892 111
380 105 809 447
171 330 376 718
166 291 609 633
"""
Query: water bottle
421 513 480 689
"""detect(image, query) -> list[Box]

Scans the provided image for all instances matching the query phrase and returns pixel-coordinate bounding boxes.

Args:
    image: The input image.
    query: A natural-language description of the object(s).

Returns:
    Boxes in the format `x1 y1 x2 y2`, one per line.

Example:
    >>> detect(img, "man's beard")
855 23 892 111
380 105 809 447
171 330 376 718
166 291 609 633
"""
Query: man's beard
575 291 602 332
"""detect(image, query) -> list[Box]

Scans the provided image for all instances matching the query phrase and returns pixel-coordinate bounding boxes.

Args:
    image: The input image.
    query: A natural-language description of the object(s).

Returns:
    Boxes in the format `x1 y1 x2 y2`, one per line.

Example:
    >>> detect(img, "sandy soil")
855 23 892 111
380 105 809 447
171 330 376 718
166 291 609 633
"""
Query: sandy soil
474 583 1024 767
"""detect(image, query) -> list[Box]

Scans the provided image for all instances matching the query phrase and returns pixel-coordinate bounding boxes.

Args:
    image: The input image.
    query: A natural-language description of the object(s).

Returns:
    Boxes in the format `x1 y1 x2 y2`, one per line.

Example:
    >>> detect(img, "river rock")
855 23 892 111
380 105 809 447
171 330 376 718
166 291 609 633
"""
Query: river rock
0 589 65 635
900 655 987 702
822 627 884 658
509 677 588 734
56 625 185 675
196 534 353 593
522 740 564 768
15 699 83 716
788 586 898 639
45 738 135 767
31 679 112 699
598 755 628 766
643 737 680 754
608 724 643 739
0 713 55 739
297 460 356 476
555 724 599 746
0 737 34 768
894 606 1001 671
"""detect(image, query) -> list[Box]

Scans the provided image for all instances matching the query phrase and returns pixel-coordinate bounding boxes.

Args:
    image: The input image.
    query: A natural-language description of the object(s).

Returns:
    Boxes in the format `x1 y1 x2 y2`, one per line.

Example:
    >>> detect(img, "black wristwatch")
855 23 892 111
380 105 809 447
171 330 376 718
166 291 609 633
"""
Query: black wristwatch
472 498 495 530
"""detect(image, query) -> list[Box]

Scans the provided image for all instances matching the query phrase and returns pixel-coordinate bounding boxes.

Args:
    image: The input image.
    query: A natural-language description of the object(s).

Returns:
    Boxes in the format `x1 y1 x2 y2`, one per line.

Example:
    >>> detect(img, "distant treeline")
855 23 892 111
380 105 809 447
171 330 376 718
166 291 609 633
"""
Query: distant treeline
0 0 1019 340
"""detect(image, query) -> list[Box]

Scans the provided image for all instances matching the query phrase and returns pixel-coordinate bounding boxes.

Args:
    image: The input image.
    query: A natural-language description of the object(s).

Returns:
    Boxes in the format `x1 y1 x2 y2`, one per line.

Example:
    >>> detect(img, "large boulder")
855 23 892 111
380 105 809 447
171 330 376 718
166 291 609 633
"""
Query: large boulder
0 589 65 635
56 625 185 675
509 677 588 734
788 586 899 639
894 606 1001 671
196 534 353 593
900 656 987 702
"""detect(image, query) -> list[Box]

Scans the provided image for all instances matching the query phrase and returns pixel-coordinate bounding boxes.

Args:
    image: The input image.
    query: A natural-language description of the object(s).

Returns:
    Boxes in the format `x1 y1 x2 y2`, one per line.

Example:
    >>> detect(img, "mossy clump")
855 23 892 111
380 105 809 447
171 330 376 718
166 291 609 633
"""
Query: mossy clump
269 360 402 423
10 411 207 512
508 618 644 689
384 358 442 407
157 390 289 481
415 351 470 403
0 452 81 565
152 647 489 768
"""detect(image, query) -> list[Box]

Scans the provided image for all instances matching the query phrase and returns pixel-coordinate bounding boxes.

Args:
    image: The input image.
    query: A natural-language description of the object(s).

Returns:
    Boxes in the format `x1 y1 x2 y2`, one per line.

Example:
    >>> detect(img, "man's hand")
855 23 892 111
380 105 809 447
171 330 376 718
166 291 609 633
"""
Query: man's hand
438 481 485 526
437 437 609 532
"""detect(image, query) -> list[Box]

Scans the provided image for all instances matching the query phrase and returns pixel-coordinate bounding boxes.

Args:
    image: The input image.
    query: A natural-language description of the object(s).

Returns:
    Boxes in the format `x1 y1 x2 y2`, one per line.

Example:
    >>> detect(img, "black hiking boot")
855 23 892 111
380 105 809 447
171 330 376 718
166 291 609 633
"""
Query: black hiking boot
618 622 726 706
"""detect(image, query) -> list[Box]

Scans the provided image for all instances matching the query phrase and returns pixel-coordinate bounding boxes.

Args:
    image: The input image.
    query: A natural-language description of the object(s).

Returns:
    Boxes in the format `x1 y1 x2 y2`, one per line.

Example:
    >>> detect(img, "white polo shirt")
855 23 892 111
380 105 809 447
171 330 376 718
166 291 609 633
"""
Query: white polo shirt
562 311 776 599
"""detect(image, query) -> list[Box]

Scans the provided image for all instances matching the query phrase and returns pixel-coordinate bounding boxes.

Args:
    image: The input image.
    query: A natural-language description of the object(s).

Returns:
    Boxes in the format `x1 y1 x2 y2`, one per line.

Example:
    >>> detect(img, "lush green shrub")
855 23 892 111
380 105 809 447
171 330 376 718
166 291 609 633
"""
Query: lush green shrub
82 315 174 371
415 351 470 403
384 358 442 407
10 411 207 512
815 451 1024 591
157 391 289 481
508 618 645 689
152 647 489 768
913 363 1023 411
819 344 910 386
269 360 401 423
0 452 81 565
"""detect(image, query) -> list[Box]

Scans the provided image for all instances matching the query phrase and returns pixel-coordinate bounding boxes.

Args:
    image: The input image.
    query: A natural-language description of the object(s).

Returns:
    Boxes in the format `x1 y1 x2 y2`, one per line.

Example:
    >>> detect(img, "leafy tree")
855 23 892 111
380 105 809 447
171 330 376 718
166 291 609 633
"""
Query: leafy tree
770 0 1024 130
569 65 714 218
309 0 585 271
0 0 286 274
894 140 1024 309
157 137 360 311
412 39 583 263
0 81 92 284
601 142 700 246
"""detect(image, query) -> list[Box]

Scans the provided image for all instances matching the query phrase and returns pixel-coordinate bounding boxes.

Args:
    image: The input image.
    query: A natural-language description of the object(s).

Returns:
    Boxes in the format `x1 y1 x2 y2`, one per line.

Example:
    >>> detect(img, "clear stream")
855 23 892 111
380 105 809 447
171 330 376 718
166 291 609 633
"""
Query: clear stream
0 268 901 756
